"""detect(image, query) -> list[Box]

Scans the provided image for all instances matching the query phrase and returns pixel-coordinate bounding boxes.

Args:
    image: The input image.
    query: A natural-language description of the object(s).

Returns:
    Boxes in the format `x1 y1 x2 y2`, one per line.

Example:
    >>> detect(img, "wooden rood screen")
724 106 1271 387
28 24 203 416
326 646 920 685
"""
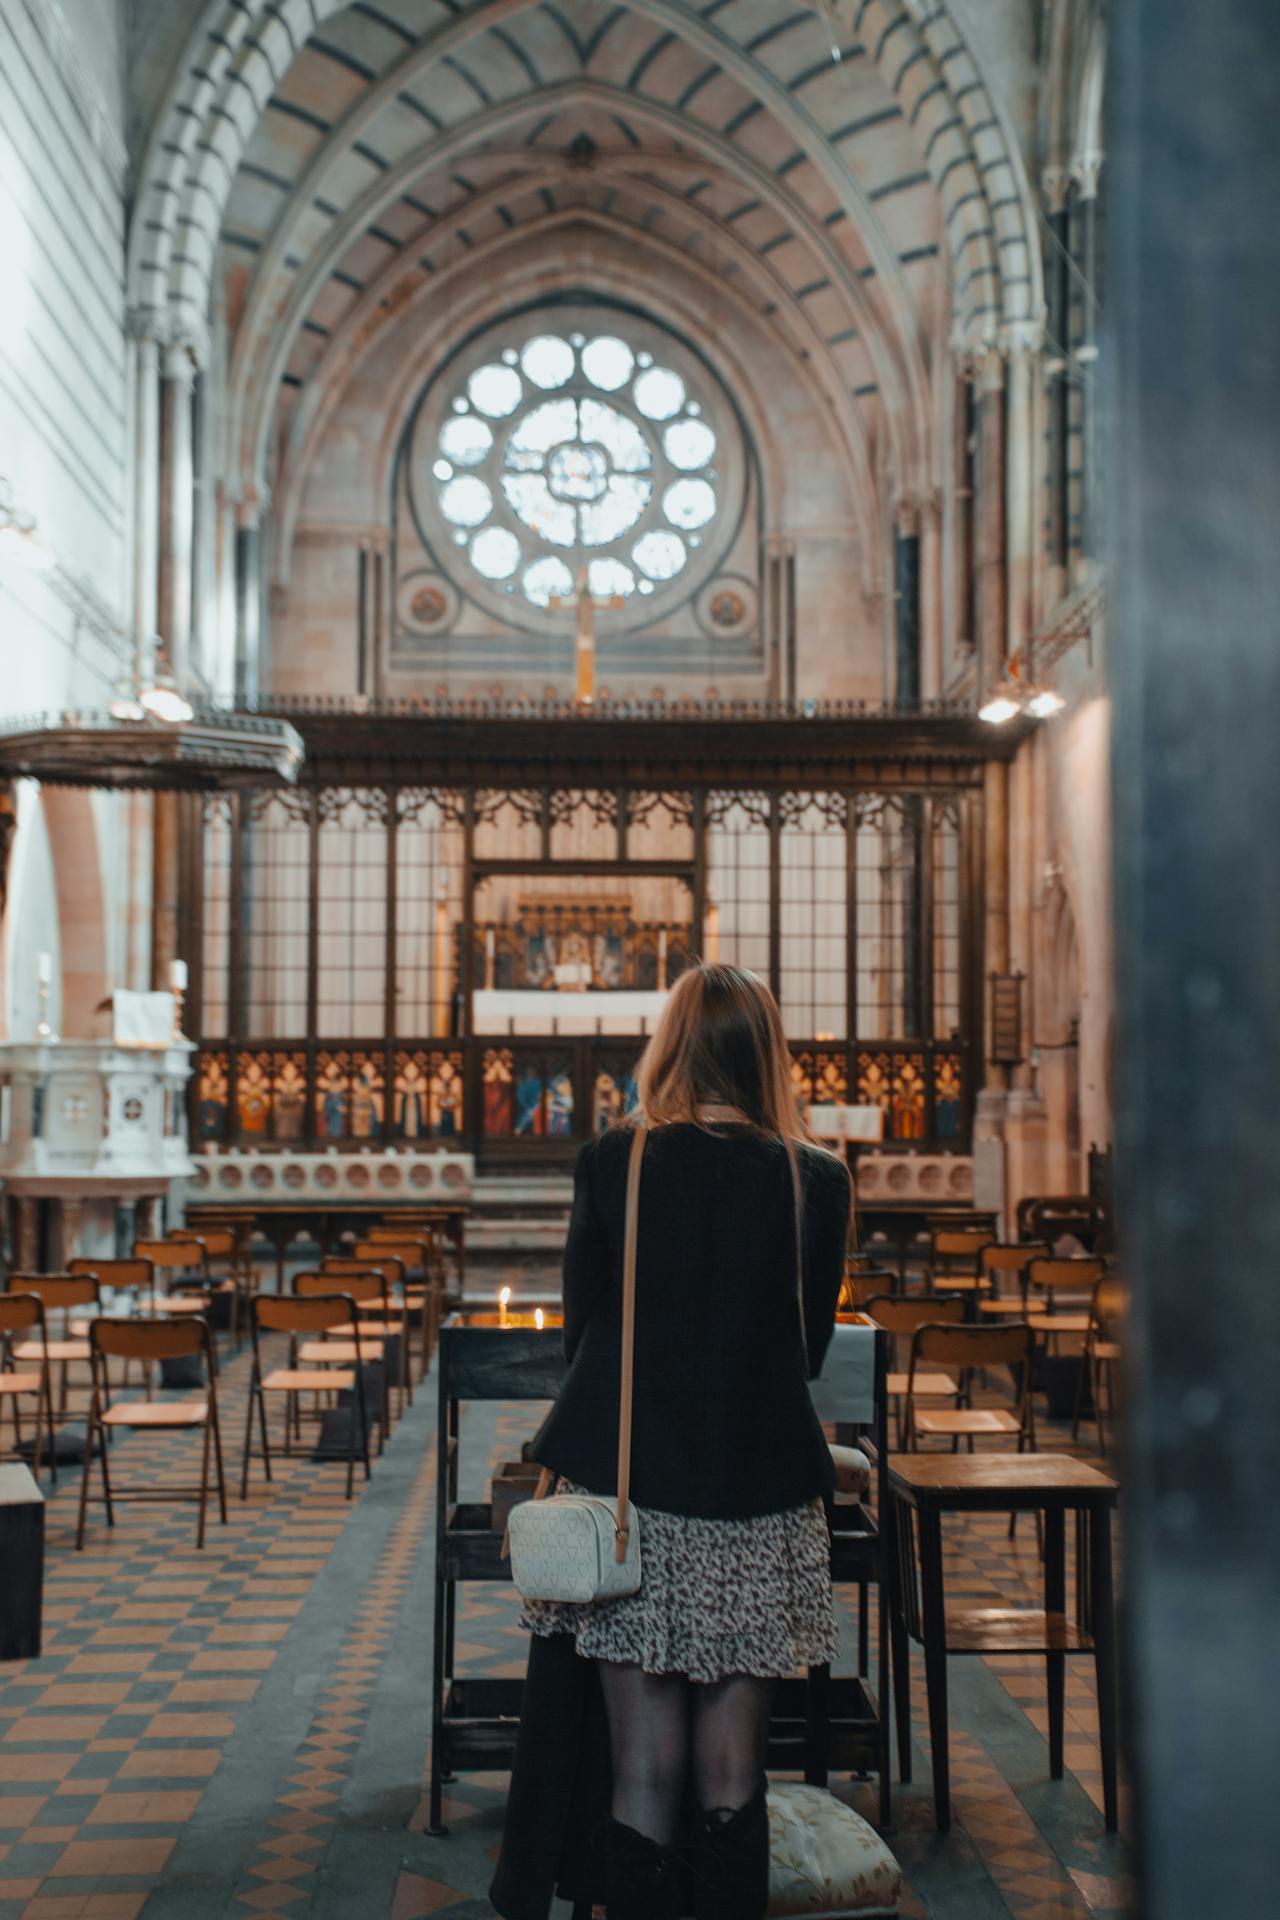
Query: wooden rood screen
181 710 993 1165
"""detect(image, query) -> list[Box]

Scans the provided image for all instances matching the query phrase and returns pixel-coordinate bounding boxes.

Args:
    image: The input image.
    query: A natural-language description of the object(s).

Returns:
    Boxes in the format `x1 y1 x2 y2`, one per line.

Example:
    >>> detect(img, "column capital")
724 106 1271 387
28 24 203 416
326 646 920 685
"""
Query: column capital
234 485 269 531
162 339 197 390
952 334 1006 393
1071 149 1104 201
126 305 168 348
1041 165 1072 215
999 317 1047 361
892 493 921 538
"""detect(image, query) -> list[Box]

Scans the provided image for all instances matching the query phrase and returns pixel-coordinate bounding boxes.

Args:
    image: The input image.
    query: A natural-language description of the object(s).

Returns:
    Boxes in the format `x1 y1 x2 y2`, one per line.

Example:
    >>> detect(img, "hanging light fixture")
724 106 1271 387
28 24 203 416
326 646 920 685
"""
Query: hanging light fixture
978 688 1022 725
1025 686 1066 719
139 677 195 724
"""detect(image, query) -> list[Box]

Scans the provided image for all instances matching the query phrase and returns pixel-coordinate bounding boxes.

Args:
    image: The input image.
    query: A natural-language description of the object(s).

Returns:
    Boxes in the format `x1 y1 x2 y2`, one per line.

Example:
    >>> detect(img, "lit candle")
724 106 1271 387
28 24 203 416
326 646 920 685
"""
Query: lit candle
534 1307 544 1332
36 951 52 985
499 1285 510 1327
170 958 188 991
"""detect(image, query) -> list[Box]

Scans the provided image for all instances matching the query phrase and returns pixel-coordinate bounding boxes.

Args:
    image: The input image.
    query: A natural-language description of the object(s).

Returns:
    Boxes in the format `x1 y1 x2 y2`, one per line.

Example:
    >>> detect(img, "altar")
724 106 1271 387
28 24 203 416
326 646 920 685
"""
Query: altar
472 988 668 1037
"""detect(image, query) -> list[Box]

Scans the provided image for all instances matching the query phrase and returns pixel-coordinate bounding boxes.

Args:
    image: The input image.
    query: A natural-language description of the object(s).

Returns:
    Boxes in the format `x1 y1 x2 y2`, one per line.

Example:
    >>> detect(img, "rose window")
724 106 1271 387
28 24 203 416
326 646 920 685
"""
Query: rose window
423 322 731 618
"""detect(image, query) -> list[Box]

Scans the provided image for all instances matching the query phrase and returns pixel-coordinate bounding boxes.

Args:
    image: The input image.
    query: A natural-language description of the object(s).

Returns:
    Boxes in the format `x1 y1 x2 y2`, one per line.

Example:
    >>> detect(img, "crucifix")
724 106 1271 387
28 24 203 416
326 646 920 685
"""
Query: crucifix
550 565 625 706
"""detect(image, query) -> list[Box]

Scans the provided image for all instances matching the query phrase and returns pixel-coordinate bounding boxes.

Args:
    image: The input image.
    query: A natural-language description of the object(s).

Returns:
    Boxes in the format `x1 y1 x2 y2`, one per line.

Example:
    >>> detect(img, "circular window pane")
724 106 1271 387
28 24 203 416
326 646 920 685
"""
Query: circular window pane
581 475 652 546
632 529 687 580
507 398 577 469
634 367 684 420
664 418 716 471
502 474 576 546
580 398 651 474
521 334 575 390
588 557 636 599
439 475 492 527
471 527 521 579
468 363 523 417
548 442 608 502
523 555 575 606
440 415 493 466
663 478 717 531
581 335 635 392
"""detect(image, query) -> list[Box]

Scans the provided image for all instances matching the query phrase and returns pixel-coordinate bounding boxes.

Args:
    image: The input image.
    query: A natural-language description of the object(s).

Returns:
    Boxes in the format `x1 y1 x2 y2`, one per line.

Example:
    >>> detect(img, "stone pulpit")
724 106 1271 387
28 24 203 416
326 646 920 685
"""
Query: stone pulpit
0 1000 195 1266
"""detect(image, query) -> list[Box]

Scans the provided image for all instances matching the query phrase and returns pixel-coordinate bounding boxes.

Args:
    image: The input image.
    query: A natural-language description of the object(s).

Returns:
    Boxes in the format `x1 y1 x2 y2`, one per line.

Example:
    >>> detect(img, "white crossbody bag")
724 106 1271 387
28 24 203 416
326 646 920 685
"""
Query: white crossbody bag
505 1120 649 1604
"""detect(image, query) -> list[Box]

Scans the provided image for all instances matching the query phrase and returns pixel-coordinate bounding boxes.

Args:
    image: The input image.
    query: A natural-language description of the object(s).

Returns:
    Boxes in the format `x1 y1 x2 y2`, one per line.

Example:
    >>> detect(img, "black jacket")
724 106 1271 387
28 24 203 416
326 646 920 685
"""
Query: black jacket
529 1123 850 1520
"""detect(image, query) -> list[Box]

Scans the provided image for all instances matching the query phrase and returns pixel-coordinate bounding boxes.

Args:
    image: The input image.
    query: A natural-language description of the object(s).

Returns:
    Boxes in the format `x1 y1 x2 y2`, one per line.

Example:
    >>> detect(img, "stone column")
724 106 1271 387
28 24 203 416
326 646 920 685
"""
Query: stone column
1110 0 1280 1908
973 756 1012 1225
158 340 196 686
234 492 262 705
129 315 163 681
918 488 943 700
1073 155 1103 563
970 345 1006 694
892 495 921 709
150 789 179 990
1003 324 1043 664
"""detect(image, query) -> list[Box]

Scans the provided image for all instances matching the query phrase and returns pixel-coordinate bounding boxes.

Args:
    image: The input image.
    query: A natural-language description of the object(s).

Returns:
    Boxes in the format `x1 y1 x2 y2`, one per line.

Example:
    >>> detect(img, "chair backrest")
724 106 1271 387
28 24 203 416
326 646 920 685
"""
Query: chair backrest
254 1293 359 1337
321 1259 390 1284
910 1321 1035 1376
90 1315 211 1368
134 1240 203 1273
68 1257 153 1293
295 1269 383 1305
866 1292 965 1335
1091 1274 1128 1336
981 1242 1047 1281
173 1228 235 1258
839 1266 897 1310
6 1272 99 1310
354 1238 420 1270
350 1246 406 1285
1027 1255 1106 1299
0 1292 45 1338
366 1226 430 1247
931 1227 993 1260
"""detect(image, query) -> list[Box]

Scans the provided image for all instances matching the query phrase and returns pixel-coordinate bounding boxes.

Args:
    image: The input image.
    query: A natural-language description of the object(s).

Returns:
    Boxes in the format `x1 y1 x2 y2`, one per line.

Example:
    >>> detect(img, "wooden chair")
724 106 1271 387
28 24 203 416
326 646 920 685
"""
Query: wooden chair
320 1258 416 1401
865 1293 965 1447
295 1271 394 1436
242 1294 372 1500
927 1228 994 1300
168 1227 247 1342
76 1318 227 1550
904 1322 1036 1456
1024 1257 1107 1356
1073 1275 1127 1452
0 1294 56 1484
353 1239 439 1375
132 1239 212 1323
68 1260 154 1392
976 1243 1049 1317
839 1265 899 1311
5 1273 99 1424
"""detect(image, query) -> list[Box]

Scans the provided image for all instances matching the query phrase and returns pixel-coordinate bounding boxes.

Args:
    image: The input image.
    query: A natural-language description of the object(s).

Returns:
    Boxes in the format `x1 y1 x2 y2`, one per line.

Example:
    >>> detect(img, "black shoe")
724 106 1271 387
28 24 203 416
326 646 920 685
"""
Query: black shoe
592 1814 685 1920
682 1781 770 1920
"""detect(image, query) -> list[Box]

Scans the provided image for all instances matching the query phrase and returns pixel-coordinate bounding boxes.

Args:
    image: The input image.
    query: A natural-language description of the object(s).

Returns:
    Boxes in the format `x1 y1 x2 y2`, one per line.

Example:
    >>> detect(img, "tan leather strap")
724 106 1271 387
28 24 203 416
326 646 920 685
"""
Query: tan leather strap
615 1121 647 1561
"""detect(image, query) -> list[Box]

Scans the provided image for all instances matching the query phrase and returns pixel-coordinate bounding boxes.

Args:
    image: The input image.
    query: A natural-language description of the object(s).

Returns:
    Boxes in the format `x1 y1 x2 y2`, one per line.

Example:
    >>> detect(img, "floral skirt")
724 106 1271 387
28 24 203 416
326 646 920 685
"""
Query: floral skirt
520 1479 839 1684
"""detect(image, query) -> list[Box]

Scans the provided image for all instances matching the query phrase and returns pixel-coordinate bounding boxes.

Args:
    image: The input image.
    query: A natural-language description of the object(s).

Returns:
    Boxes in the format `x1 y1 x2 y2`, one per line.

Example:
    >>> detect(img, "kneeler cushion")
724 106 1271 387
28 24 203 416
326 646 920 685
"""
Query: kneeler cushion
768 1782 902 1917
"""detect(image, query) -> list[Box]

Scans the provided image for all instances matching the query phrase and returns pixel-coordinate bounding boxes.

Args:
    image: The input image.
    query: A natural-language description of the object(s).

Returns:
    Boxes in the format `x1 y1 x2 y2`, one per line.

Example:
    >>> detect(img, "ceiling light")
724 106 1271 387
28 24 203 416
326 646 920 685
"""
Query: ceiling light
978 691 1021 726
1026 687 1065 719
139 680 194 724
109 695 146 722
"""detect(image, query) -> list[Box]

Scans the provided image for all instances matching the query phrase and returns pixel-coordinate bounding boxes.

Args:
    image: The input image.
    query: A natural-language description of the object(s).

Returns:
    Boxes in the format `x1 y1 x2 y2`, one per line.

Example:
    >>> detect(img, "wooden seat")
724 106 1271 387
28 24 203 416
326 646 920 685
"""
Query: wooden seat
903 1322 1036 1468
928 1228 994 1299
0 1294 56 1485
866 1293 964 1445
6 1275 100 1428
15 1338 88 1363
243 1294 374 1500
100 1400 209 1428
132 1240 214 1333
262 1367 357 1394
354 1238 439 1375
76 1318 226 1550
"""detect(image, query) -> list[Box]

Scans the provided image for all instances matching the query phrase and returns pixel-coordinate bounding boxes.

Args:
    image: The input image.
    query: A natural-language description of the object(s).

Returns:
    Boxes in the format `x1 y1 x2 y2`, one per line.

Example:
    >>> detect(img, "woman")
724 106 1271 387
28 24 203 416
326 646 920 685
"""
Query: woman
508 964 851 1920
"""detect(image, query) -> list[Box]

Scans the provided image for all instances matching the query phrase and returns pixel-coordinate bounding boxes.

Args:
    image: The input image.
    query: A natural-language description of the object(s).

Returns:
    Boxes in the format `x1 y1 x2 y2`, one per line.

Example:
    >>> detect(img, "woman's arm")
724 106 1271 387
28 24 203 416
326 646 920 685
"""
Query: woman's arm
800 1149 852 1378
562 1138 610 1364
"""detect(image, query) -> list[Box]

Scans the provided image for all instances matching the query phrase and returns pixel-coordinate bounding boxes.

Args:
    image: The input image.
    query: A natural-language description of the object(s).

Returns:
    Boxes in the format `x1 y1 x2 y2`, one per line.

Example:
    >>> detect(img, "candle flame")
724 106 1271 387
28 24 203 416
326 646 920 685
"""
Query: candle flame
499 1287 511 1307
535 1307 545 1330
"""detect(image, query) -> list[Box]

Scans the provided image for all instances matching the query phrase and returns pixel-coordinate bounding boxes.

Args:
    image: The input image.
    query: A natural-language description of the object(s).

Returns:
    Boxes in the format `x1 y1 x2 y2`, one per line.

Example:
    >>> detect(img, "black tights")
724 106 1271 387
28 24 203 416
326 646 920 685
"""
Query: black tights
597 1660 773 1847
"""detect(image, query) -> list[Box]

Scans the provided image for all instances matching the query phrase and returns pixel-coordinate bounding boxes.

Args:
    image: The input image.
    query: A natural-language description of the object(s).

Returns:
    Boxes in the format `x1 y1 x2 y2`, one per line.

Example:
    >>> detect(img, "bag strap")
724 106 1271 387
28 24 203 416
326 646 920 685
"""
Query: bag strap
614 1121 647 1563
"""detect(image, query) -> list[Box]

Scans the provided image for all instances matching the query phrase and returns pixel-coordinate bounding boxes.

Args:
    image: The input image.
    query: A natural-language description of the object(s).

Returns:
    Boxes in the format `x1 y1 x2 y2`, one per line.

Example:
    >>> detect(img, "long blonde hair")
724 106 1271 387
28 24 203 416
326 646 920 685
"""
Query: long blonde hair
633 963 811 1139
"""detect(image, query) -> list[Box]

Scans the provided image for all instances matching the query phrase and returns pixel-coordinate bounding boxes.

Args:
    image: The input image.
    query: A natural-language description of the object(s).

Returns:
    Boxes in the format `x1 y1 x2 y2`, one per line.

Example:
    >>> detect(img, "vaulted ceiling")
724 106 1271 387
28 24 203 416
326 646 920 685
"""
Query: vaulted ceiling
129 0 1041 544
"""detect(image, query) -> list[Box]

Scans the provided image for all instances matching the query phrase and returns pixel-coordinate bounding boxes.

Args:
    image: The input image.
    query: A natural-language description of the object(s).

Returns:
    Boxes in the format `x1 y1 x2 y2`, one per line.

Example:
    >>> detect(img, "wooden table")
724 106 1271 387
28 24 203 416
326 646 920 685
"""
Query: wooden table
888 1451 1119 1831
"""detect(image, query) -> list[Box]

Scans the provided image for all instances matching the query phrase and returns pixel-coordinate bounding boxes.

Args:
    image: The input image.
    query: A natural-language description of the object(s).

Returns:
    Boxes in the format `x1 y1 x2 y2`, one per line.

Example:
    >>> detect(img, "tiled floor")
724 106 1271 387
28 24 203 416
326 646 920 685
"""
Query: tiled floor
0 1262 1133 1919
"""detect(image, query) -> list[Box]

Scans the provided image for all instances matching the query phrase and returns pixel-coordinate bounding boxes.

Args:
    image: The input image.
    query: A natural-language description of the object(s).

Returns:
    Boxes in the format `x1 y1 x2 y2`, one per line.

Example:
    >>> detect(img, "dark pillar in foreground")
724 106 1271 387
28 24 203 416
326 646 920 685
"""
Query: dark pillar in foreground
1108 6 1280 1915
0 1465 44 1660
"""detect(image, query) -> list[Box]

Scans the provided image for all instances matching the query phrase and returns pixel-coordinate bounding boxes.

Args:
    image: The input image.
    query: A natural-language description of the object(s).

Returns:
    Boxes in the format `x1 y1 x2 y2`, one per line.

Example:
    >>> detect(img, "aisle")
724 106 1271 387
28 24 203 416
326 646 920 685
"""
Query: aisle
0 1267 1132 1919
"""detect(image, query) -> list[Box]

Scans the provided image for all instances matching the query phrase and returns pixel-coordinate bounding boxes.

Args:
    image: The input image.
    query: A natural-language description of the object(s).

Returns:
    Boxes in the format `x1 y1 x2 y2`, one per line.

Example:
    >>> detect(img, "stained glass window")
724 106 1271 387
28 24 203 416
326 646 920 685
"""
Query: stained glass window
428 324 724 613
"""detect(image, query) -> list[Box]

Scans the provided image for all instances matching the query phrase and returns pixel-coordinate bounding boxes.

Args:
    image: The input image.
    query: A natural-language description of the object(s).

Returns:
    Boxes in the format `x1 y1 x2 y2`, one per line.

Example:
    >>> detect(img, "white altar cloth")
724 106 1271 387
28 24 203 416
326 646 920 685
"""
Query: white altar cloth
473 988 669 1036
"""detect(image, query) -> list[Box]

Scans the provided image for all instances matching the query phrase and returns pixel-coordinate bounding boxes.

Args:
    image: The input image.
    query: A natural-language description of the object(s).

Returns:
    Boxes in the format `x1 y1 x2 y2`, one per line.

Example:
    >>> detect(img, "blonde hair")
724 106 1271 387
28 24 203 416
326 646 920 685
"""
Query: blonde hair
633 963 811 1140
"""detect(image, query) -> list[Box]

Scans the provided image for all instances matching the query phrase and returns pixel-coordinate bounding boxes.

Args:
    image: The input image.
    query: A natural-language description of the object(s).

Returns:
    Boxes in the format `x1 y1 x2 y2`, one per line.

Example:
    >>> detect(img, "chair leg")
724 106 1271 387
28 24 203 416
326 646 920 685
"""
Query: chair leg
209 1395 228 1525
75 1402 97 1550
1043 1508 1066 1780
98 1407 115 1527
240 1372 258 1500
197 1417 212 1550
918 1510 951 1832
